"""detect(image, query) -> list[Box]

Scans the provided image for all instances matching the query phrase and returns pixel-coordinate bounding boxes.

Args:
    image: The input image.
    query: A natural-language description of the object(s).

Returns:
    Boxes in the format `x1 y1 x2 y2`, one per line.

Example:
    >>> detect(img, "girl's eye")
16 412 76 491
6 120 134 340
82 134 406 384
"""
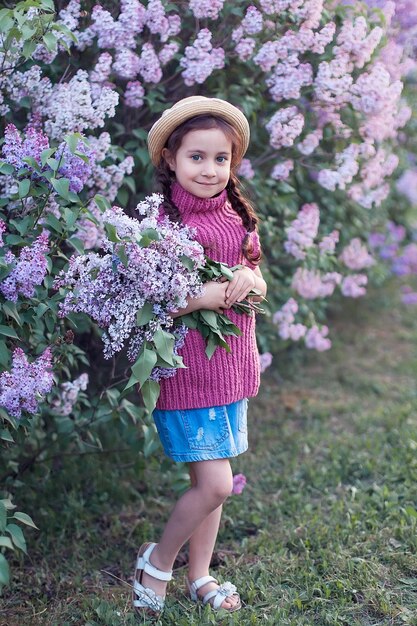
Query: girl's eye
191 154 201 161
217 156 227 163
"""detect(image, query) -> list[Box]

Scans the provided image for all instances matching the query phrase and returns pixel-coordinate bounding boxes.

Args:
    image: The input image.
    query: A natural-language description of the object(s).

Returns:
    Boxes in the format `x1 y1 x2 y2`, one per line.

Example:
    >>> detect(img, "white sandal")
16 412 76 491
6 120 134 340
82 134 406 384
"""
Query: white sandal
187 574 242 612
132 542 172 616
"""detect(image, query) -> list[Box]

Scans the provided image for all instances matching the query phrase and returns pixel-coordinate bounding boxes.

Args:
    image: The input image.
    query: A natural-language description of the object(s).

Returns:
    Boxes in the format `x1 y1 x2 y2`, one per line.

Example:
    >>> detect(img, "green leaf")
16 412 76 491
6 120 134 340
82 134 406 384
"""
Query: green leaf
0 162 14 175
40 148 56 167
125 346 158 390
0 554 10 586
205 333 219 360
141 379 160 414
22 39 37 59
0 537 14 550
51 177 70 200
179 314 198 329
117 245 128 267
94 194 111 213
180 255 195 271
12 512 38 529
136 302 154 327
43 31 57 52
64 206 79 229
6 524 26 553
0 429 14 443
43 213 63 234
200 310 218 328
0 325 18 339
0 502 6 532
64 133 83 154
2 303 21 326
18 179 30 198
105 223 122 243
67 237 84 254
153 329 176 366
46 158 60 171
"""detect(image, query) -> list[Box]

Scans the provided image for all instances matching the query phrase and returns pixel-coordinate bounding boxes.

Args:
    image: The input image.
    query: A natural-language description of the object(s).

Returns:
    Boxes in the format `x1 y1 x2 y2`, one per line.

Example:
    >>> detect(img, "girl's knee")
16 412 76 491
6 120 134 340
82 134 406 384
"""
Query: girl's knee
190 458 233 506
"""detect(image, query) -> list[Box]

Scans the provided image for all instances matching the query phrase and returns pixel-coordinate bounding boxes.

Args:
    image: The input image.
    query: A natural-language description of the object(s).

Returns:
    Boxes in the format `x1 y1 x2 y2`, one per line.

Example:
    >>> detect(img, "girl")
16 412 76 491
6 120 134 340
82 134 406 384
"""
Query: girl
132 96 267 616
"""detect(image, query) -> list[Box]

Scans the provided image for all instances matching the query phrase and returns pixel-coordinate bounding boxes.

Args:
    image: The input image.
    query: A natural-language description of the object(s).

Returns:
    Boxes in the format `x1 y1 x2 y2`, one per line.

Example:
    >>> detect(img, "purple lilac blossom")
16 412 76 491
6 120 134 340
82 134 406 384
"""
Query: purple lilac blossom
232 473 247 494
1 232 49 302
0 347 54 418
2 123 49 171
188 0 225 19
0 221 6 247
238 159 255 180
180 29 225 86
284 203 320 260
124 81 145 108
55 139 95 193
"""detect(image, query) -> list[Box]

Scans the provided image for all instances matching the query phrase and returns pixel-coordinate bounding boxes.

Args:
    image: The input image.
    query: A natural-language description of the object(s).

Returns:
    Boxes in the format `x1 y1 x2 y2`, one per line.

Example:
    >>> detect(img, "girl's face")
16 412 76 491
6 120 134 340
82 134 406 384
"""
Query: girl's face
162 127 232 199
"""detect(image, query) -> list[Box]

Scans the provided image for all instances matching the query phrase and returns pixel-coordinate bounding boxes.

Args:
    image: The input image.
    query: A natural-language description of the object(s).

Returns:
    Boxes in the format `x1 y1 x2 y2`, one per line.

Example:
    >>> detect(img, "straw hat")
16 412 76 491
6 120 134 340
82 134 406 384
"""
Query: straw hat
147 96 250 166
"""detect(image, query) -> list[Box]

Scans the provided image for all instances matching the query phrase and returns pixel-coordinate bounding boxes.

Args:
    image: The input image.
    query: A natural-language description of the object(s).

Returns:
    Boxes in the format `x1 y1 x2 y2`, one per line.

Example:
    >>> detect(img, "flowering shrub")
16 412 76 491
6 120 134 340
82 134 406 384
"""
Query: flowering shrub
0 0 416 587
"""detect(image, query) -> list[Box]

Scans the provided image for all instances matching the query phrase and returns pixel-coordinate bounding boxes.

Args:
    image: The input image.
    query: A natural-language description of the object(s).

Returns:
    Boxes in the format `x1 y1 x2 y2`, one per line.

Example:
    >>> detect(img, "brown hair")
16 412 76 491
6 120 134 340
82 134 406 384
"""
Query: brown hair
154 115 261 265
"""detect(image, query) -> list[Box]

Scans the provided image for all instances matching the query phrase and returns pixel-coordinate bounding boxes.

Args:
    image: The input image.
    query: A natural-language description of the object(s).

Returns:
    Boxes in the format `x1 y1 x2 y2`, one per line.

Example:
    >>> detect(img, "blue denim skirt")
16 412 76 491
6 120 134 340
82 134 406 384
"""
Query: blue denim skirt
152 398 248 462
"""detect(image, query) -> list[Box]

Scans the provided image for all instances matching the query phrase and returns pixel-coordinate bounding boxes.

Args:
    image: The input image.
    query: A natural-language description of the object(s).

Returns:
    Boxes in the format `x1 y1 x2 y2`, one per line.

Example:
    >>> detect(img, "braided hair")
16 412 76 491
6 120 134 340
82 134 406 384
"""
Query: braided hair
153 114 262 265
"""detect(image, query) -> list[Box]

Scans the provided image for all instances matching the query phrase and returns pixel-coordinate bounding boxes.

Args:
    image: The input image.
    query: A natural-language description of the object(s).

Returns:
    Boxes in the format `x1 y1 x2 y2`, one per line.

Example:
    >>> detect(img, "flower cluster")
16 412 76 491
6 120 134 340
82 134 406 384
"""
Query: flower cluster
54 194 205 360
188 0 225 20
273 297 331 350
180 29 225 86
266 106 304 149
51 373 89 416
284 202 340 260
259 352 273 373
0 347 54 418
232 473 247 495
55 139 96 193
339 238 375 270
0 232 50 302
2 123 49 172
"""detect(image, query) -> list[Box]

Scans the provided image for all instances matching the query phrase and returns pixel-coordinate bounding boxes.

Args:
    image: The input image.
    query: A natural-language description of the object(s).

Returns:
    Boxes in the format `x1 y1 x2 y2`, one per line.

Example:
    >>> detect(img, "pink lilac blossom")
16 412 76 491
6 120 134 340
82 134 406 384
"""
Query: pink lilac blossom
238 159 255 180
242 6 263 35
188 0 225 20
314 54 353 105
259 352 273 373
113 49 141 80
232 473 247 495
180 29 225 86
284 203 320 260
159 43 180 66
339 238 375 270
235 37 257 61
292 268 342 298
266 107 304 149
266 57 313 102
118 0 147 47
305 325 331 351
297 129 323 155
138 43 163 83
273 298 307 341
124 81 145 108
90 53 113 85
271 160 294 181
341 274 368 297
334 17 383 69
396 170 417 205
51 373 89 416
0 347 54 418
145 0 179 41
319 230 339 254
1 232 50 302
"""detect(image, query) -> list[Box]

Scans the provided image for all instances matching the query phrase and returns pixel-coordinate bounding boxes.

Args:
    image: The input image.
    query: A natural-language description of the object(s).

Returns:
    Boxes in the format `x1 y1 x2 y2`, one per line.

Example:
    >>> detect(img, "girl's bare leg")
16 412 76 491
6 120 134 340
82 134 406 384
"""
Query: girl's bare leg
139 458 233 608
187 464 239 609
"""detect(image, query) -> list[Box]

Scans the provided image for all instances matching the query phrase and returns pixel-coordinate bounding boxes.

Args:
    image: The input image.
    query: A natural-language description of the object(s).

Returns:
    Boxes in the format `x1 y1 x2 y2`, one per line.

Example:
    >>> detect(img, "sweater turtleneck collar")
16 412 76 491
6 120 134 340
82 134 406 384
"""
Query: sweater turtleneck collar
171 182 228 214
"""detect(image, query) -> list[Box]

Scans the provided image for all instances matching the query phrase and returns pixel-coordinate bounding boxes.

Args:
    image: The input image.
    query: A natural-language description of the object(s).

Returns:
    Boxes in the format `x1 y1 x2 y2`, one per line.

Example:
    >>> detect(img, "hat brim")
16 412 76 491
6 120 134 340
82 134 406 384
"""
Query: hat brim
147 97 250 167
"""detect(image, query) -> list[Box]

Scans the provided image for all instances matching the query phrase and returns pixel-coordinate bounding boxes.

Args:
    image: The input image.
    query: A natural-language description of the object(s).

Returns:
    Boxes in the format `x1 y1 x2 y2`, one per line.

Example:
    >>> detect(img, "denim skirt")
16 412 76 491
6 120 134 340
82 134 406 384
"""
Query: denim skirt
152 398 248 462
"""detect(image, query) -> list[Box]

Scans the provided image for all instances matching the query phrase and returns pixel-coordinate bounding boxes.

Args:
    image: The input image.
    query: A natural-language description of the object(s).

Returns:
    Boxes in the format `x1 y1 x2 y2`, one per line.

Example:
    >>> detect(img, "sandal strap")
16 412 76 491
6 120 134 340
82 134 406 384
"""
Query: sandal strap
133 580 165 611
136 543 172 582
203 581 239 609
189 575 218 594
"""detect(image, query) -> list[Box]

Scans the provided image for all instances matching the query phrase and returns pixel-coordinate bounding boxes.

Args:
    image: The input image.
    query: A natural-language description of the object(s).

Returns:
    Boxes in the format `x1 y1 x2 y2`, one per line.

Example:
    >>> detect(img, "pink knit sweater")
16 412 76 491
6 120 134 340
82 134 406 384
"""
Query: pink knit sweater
156 182 261 410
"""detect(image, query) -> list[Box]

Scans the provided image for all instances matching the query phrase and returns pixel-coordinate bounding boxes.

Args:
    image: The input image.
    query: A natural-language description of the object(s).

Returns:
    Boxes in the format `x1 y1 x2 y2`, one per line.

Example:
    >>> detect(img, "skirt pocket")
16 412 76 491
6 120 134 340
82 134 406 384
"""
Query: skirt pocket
180 405 230 451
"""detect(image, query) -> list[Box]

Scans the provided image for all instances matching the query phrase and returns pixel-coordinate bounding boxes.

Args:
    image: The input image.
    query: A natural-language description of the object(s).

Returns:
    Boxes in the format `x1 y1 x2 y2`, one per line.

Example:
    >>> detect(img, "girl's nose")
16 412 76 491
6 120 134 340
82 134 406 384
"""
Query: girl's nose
201 161 217 177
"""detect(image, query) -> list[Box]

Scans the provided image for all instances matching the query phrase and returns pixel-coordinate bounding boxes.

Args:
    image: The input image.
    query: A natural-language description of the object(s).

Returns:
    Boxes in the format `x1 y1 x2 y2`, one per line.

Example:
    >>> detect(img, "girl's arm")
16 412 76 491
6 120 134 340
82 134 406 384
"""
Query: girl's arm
170 281 230 318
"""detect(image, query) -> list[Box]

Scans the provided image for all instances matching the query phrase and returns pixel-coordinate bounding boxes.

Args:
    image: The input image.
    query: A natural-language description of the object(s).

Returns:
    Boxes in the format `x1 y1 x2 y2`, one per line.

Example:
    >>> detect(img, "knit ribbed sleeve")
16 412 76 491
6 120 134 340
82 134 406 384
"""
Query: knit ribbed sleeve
156 183 261 410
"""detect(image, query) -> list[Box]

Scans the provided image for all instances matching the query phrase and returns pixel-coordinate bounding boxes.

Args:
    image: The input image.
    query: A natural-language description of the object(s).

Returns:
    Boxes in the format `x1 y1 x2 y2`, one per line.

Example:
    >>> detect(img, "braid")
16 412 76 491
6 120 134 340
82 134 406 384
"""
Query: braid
227 172 261 265
154 161 182 223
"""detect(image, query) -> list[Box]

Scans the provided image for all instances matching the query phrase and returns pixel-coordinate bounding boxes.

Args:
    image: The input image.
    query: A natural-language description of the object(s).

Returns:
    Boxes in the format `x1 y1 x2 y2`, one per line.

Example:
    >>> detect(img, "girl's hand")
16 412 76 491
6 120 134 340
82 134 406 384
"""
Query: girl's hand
225 267 256 306
199 280 230 314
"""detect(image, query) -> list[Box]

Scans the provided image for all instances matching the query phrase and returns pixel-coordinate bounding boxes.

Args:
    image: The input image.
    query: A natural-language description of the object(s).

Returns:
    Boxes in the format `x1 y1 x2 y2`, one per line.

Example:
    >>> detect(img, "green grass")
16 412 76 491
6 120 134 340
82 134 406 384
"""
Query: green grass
2 280 417 625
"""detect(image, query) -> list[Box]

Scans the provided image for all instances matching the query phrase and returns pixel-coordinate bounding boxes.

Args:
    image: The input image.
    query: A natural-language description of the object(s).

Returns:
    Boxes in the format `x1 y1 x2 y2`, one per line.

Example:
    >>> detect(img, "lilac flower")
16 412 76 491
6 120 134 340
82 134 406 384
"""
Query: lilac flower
341 274 368 297
368 232 386 249
242 6 263 35
55 139 95 193
188 0 225 20
180 29 225 86
259 352 273 373
55 195 205 360
124 81 145 108
238 159 255 180
319 230 339 254
159 43 180 66
0 347 54 418
2 123 49 171
339 238 375 270
51 373 89 416
138 43 162 83
271 160 294 181
401 286 417 305
232 473 247 495
0 221 6 247
284 203 320 260
113 49 141 80
1 232 50 302
235 37 257 61
266 107 304 149
305 325 331 351
391 244 417 275
292 268 342 299
396 170 417 205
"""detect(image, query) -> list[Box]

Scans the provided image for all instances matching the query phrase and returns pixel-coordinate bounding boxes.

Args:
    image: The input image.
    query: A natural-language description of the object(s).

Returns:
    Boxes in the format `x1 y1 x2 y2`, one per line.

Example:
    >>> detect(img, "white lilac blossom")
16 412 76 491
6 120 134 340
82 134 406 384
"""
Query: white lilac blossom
0 347 54 418
52 373 89 416
1 232 50 302
55 195 205 361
